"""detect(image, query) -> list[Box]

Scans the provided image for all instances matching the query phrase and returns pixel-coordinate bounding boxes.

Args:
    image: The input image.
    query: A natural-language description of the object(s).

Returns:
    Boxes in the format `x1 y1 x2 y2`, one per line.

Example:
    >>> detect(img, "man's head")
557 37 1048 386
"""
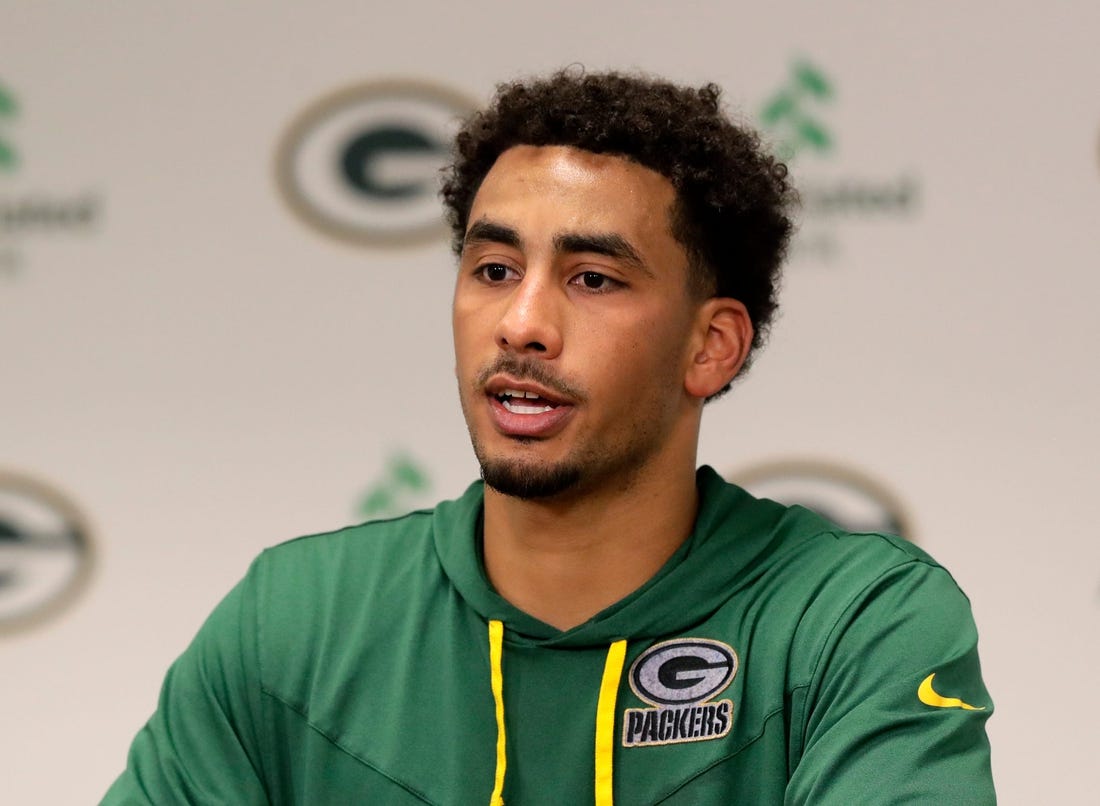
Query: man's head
445 69 795 500
442 68 795 384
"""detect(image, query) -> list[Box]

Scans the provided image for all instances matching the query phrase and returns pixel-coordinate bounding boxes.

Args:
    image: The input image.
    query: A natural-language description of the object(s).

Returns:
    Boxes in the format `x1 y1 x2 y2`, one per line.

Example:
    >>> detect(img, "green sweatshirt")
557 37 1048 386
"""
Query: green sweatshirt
103 467 994 804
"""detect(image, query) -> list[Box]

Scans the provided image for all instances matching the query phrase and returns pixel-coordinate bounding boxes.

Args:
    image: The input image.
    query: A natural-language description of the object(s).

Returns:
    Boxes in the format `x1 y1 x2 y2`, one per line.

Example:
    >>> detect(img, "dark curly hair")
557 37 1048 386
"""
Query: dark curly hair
441 68 796 384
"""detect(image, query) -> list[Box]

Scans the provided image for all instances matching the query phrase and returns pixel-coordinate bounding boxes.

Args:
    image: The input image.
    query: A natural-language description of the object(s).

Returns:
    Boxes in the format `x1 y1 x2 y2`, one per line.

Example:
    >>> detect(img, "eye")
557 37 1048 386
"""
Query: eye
570 271 621 292
476 263 517 283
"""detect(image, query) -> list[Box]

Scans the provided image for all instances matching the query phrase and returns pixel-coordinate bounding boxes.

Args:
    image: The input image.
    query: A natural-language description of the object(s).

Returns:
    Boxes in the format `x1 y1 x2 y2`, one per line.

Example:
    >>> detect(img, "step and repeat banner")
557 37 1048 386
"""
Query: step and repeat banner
2 3 1097 803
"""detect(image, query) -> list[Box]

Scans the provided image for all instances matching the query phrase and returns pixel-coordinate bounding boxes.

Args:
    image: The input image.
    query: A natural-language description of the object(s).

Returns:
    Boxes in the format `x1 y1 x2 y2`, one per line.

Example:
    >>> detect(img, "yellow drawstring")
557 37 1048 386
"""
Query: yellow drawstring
487 621 628 806
489 619 507 806
595 639 627 806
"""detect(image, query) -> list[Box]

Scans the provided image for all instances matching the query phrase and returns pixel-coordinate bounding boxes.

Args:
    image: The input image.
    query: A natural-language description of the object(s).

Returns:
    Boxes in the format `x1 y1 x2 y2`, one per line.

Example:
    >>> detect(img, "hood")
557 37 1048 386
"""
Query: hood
433 465 825 648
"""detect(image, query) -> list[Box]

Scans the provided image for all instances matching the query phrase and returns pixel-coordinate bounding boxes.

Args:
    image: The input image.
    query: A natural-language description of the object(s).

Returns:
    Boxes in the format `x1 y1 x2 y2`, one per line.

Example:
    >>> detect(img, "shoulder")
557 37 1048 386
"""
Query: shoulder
247 490 479 628
257 508 438 585
236 490 481 708
782 525 960 602
699 464 960 592
251 479 483 599
240 511 438 662
764 511 974 656
697 467 976 662
770 526 981 703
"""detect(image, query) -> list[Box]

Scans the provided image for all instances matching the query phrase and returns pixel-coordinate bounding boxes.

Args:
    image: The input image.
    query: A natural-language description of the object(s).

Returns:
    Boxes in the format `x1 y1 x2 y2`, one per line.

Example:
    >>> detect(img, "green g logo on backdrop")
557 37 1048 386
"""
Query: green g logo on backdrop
0 471 94 635
275 79 476 247
726 458 913 541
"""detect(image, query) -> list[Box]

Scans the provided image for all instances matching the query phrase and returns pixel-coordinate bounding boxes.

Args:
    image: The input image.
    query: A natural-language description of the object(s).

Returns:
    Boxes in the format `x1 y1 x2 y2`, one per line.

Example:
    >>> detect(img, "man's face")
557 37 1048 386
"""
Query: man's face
452 145 703 500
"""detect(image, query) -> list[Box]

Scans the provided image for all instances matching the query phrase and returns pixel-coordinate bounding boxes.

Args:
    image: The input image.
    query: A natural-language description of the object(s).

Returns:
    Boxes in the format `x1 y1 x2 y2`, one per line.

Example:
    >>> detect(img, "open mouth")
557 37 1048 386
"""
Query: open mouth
495 388 560 414
483 378 574 437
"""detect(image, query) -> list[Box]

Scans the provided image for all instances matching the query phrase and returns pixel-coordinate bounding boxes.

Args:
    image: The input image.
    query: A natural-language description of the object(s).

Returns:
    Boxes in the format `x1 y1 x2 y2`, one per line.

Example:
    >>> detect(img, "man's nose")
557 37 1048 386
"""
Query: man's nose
494 273 563 358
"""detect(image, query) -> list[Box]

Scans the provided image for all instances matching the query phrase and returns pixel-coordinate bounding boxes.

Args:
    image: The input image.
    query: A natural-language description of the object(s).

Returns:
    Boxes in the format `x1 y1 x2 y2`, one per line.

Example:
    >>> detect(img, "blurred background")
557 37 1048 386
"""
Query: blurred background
2 2 1097 802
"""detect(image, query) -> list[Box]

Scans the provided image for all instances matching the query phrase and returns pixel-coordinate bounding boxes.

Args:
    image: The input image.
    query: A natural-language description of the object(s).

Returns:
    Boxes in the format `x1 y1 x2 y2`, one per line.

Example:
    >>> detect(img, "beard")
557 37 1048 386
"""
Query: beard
458 354 671 501
477 453 583 499
468 425 660 502
460 355 590 500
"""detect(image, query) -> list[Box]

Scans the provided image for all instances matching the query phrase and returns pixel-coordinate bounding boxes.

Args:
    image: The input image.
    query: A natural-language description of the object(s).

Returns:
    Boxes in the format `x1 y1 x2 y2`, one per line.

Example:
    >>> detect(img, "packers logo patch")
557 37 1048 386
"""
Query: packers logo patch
622 638 738 747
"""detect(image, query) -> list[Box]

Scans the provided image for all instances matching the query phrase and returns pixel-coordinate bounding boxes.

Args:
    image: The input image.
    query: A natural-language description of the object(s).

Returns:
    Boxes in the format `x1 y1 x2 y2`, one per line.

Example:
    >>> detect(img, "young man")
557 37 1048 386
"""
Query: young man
104 71 994 804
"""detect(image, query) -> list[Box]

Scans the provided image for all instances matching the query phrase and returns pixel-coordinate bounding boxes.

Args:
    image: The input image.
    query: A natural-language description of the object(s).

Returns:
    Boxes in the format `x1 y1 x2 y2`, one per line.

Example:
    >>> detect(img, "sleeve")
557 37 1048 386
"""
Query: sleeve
100 561 270 805
785 559 995 805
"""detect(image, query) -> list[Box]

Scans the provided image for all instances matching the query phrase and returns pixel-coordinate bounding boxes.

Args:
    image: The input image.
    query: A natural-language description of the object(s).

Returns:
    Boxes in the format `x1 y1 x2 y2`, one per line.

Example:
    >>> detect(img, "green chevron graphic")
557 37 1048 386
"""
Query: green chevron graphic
760 60 835 161
0 83 17 171
358 451 432 519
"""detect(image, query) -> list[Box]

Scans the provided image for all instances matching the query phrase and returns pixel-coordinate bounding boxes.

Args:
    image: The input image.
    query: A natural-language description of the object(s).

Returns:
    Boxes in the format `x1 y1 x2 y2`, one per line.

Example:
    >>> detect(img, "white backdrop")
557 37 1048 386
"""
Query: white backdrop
2 3 1098 803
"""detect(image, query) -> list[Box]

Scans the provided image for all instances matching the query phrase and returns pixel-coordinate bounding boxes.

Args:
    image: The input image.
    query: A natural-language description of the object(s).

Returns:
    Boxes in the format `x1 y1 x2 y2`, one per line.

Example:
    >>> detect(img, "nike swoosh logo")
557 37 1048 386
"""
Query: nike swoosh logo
918 673 985 711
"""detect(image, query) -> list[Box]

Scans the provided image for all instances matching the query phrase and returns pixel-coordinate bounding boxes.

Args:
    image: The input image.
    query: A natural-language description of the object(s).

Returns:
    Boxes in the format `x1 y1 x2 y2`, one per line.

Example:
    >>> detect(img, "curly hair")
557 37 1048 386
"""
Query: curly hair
441 68 796 383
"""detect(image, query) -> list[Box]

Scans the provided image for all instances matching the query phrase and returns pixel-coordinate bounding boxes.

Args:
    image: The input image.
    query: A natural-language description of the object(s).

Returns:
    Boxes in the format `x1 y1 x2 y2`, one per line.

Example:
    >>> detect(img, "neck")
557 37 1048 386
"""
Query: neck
482 453 700 631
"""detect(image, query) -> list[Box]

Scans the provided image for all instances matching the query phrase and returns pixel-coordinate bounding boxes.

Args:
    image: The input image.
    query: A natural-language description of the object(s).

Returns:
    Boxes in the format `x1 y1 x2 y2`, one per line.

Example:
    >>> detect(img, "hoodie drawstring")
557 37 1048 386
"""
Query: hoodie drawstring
488 619 507 806
594 638 628 805
487 619 628 806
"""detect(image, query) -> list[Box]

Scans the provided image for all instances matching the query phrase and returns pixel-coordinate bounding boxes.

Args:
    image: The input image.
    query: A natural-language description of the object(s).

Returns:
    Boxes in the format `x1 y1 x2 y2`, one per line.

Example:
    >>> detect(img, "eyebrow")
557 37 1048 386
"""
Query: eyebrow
463 219 522 251
463 218 653 278
554 232 652 278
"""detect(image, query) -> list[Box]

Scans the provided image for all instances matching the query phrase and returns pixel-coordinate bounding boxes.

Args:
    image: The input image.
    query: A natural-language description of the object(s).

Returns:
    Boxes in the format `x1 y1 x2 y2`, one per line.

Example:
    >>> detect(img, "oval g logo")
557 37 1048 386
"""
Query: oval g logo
629 638 738 707
727 458 914 541
0 471 94 634
275 79 476 247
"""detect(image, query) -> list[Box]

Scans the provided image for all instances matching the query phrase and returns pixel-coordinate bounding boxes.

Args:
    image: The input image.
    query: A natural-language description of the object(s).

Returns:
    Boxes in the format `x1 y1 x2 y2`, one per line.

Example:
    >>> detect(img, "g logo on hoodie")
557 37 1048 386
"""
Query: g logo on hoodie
623 638 738 747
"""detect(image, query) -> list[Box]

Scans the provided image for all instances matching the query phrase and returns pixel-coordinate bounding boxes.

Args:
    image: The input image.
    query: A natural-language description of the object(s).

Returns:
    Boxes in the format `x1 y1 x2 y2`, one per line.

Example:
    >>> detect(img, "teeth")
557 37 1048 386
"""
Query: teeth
502 399 554 414
502 388 540 399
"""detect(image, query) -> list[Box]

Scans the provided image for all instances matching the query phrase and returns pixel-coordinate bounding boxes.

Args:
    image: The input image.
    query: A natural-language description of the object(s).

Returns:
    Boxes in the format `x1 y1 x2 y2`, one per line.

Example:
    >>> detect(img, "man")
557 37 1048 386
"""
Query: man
104 70 994 804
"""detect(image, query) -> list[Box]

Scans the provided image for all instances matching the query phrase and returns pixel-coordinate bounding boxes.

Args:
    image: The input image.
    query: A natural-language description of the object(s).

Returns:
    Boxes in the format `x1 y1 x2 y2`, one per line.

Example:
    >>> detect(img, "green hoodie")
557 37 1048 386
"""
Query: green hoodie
103 467 994 804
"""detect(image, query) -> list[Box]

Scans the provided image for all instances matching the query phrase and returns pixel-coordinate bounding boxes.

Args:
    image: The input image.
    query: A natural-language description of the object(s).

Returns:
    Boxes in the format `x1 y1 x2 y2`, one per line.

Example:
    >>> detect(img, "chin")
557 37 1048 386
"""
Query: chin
479 456 583 500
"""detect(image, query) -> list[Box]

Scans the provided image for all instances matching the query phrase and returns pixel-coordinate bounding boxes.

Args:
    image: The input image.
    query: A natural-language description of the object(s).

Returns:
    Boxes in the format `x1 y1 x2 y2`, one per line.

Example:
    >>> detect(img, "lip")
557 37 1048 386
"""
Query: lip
484 374 575 438
484 375 572 405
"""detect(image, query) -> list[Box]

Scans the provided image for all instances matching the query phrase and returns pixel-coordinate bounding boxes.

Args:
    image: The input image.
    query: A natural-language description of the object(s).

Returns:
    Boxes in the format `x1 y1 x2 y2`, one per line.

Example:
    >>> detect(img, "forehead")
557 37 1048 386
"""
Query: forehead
467 145 679 243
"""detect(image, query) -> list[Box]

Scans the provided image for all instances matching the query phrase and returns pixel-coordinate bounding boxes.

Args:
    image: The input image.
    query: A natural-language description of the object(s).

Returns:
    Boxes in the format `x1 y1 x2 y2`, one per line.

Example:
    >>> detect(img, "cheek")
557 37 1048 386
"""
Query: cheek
628 309 691 363
585 315 684 390
452 302 490 351
451 324 479 386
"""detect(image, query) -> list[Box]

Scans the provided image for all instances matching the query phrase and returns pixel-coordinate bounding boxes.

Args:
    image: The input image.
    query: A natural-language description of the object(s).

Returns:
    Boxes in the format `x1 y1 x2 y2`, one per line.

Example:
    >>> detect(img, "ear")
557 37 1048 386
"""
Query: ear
684 298 754 399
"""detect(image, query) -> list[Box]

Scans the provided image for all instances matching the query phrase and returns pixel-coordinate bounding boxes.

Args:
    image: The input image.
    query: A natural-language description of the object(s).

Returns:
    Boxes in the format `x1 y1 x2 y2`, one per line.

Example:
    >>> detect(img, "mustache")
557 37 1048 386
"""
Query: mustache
476 355 585 402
